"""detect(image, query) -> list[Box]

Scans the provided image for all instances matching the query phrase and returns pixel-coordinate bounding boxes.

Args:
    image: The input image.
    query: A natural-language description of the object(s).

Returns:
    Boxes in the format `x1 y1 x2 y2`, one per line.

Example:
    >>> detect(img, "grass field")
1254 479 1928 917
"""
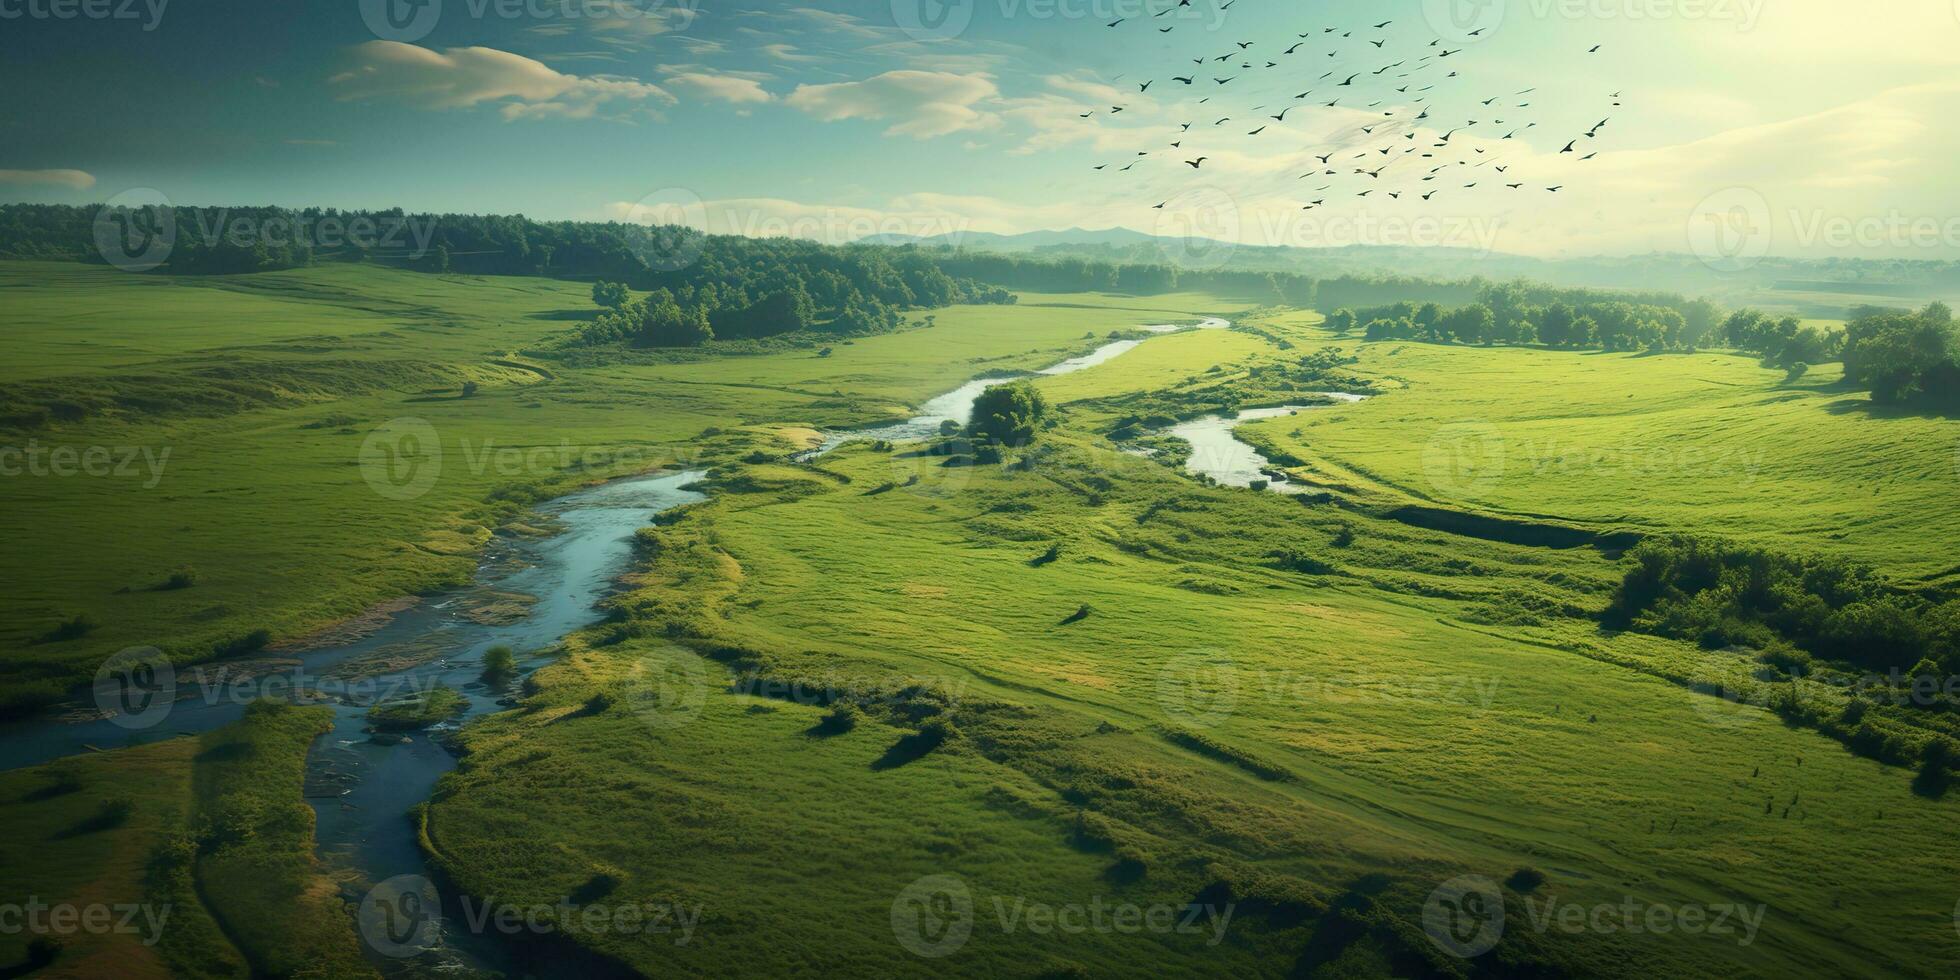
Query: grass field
0 703 367 978
0 260 1258 712
5 262 1957 978
1234 310 1960 586
428 309 1958 976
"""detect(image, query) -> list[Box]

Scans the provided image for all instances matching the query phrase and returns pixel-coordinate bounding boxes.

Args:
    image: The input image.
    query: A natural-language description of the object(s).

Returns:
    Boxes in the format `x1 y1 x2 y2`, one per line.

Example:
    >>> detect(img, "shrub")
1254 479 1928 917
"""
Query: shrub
1266 549 1336 575
591 281 629 309
1505 867 1547 892
212 629 272 658
814 702 860 735
163 565 199 590
40 612 96 643
481 644 517 681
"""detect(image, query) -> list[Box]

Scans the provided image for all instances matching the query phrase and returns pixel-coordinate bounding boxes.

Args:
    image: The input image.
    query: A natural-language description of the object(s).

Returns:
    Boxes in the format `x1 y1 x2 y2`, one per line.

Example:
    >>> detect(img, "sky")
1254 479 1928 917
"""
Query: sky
2 0 1957 260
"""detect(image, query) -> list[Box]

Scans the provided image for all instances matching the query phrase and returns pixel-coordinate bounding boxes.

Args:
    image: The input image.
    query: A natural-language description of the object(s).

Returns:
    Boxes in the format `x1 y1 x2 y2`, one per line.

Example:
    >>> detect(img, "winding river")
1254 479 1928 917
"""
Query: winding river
798 317 1227 458
1169 393 1369 491
0 314 1242 974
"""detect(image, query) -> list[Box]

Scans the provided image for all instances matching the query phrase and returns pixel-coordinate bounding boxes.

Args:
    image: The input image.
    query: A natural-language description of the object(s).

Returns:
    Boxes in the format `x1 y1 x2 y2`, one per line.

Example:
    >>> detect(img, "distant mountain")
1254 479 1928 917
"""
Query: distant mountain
859 227 1182 251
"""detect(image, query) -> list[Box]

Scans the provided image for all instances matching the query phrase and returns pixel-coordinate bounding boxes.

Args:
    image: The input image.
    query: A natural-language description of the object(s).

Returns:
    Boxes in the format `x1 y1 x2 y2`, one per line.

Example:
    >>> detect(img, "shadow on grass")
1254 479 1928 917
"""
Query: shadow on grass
870 723 949 771
51 800 132 840
0 938 60 978
1911 767 1950 800
1822 395 1960 421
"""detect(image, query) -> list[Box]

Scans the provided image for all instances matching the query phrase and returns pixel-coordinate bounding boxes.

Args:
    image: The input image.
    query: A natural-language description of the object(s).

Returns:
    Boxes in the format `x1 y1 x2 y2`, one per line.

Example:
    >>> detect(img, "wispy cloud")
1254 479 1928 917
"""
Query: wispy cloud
785 71 999 139
0 169 95 190
667 71 773 104
330 41 672 121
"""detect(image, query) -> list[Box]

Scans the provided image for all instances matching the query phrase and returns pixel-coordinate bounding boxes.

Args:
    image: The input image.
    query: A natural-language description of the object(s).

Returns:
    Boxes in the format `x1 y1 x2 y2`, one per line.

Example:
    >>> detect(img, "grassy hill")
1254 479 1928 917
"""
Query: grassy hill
0 261 1252 713
3 260 1956 977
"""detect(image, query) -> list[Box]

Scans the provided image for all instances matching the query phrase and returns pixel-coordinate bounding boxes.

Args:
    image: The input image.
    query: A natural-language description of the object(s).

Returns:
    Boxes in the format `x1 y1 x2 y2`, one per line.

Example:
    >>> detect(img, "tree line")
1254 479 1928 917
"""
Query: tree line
573 237 1017 347
924 249 1478 310
0 203 1018 347
1327 281 1724 351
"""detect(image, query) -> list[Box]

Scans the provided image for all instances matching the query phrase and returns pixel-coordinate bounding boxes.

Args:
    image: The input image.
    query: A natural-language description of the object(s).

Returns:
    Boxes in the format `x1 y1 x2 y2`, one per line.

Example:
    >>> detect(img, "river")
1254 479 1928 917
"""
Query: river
797 317 1227 459
0 314 1239 974
1167 394 1369 491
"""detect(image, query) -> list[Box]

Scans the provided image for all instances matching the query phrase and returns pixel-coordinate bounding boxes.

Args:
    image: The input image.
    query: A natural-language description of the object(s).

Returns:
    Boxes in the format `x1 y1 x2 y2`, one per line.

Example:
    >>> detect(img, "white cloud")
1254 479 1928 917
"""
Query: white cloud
330 42 672 121
667 72 773 104
785 71 999 139
785 7 885 38
0 169 95 190
759 43 817 62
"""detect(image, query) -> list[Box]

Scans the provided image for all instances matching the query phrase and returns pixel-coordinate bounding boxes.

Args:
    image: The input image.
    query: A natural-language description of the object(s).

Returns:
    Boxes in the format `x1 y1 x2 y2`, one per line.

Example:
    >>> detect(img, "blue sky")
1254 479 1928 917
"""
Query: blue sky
2 0 1957 258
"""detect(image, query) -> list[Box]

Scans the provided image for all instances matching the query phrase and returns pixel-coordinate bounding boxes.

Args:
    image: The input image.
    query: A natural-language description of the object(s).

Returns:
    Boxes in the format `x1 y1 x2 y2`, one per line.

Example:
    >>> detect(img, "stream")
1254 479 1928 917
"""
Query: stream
797 317 1226 459
1168 394 1369 491
0 314 1262 974
0 471 706 976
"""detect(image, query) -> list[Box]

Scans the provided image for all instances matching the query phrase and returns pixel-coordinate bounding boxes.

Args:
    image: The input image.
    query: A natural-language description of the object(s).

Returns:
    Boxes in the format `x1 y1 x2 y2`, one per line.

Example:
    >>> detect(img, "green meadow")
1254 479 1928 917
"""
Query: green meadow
1239 310 1960 585
3 260 1957 978
0 261 1253 710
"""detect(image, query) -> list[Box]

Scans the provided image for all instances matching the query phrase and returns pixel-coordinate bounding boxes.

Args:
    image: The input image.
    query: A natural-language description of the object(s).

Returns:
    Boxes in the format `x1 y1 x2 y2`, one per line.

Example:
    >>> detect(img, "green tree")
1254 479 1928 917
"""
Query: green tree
591 281 629 309
967 381 1050 448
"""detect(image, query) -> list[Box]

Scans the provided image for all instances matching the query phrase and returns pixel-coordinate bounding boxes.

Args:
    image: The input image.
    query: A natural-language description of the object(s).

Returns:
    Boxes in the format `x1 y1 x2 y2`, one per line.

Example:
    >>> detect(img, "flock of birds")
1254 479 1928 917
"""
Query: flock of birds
1077 2 1623 214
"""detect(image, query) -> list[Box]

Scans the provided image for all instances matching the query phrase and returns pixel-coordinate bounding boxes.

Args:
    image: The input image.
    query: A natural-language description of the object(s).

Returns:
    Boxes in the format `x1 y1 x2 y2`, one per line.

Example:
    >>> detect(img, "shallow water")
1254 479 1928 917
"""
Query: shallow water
0 310 1242 971
0 469 706 975
1169 394 1368 491
799 317 1228 458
